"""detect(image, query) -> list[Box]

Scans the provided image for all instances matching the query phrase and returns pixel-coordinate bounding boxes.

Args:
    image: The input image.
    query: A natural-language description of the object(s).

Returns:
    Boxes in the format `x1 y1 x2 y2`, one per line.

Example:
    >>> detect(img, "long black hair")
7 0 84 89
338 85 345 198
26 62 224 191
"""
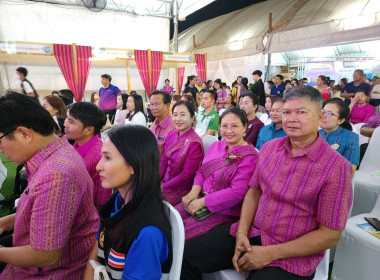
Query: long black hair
107 125 163 246
126 94 147 122
323 98 352 131
119 93 129 110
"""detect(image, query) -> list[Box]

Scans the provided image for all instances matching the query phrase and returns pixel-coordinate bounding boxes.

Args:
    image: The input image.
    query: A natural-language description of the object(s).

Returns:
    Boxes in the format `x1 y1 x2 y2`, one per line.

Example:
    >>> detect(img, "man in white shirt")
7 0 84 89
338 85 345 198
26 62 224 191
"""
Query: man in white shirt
16 67 39 103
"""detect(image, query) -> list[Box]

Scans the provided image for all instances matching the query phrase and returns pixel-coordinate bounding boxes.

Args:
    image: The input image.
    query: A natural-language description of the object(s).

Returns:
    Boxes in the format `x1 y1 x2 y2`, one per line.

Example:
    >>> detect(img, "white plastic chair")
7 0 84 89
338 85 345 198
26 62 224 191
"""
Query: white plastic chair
353 123 368 146
202 249 330 280
202 135 218 153
0 158 7 190
331 194 380 280
161 201 185 280
351 126 380 216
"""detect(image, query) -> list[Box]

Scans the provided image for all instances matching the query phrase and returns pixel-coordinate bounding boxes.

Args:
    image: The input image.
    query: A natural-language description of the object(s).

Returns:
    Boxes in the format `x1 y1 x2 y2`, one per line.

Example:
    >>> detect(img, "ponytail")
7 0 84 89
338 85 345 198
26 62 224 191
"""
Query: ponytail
340 120 352 131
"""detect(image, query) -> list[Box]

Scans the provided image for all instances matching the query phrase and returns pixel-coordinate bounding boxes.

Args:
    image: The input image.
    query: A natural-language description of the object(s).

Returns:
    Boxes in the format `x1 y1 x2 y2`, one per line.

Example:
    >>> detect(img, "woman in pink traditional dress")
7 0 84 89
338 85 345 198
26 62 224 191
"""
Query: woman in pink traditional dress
160 100 203 206
175 107 258 240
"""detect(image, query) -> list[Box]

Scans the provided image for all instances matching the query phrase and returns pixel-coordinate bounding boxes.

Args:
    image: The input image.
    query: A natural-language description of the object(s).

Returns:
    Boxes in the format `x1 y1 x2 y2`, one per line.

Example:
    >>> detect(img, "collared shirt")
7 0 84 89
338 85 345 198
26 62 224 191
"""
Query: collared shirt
256 123 287 150
162 86 174 95
230 135 352 276
1 138 99 279
362 112 380 128
195 108 219 138
194 140 258 216
244 117 264 147
160 129 203 204
74 135 112 206
99 83 121 111
270 84 285 95
319 127 359 165
150 113 175 158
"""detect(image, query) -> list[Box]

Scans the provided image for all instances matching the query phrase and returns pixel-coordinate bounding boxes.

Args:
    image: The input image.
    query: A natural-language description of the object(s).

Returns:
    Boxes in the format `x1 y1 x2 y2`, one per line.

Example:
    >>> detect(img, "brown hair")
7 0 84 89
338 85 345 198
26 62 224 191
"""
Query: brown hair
90 92 98 103
43 95 67 116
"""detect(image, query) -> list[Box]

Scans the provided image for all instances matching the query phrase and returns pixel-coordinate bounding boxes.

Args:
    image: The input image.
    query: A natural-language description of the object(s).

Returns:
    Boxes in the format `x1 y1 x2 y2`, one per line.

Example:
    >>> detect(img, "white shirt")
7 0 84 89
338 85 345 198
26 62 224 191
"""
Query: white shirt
22 80 34 94
125 111 148 127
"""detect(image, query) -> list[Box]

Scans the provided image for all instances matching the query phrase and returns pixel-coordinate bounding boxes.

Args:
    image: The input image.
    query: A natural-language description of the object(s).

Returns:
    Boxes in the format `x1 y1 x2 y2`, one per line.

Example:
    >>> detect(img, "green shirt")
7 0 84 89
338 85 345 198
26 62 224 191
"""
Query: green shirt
195 108 219 137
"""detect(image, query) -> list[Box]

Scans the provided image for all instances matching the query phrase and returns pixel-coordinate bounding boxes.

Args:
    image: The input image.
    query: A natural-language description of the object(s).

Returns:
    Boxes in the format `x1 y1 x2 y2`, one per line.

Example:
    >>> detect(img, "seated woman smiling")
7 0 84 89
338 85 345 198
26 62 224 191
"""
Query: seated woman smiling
160 101 203 206
84 125 172 280
175 107 258 240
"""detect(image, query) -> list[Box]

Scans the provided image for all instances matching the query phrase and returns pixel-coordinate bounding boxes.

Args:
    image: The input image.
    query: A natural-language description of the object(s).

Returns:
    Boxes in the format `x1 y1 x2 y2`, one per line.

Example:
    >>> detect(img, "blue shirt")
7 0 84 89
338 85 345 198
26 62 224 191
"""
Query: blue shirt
270 84 285 95
97 193 169 280
99 83 121 111
319 127 359 165
256 123 287 149
342 82 371 105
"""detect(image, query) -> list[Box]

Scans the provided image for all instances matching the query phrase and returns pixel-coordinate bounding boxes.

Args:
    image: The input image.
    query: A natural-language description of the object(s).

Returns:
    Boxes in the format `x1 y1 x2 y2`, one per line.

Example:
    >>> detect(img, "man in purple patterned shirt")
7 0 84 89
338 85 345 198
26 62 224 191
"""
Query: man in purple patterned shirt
0 93 99 279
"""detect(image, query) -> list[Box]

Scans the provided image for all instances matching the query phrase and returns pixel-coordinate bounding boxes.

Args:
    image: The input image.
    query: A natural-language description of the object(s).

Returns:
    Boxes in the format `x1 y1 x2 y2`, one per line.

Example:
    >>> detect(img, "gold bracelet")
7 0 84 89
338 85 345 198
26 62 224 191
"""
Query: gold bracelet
235 231 248 237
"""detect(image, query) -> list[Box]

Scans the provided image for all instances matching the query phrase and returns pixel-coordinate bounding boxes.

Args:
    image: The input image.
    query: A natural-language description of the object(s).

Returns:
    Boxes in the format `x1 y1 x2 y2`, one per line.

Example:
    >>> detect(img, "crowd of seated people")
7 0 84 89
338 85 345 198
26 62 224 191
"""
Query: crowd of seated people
0 66 378 280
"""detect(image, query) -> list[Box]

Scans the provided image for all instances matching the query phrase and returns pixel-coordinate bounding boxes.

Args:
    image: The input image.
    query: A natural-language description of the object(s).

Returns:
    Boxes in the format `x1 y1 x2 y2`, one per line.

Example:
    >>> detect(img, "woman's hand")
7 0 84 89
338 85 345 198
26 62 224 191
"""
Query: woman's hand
187 198 206 215
182 186 202 209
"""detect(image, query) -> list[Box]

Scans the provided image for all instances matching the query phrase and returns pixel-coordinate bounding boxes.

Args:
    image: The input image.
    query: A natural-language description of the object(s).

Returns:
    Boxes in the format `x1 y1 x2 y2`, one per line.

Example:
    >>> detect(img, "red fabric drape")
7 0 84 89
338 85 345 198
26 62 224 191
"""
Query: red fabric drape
134 50 151 96
178 67 185 93
76 46 92 102
195 54 206 82
53 44 91 102
151 51 163 95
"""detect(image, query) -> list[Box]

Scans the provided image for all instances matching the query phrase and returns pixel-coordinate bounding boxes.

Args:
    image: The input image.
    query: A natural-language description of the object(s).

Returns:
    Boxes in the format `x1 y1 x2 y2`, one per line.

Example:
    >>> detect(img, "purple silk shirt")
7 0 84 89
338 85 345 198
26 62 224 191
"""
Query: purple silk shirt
74 135 112 206
160 129 203 205
230 135 352 276
194 140 258 216
1 138 99 279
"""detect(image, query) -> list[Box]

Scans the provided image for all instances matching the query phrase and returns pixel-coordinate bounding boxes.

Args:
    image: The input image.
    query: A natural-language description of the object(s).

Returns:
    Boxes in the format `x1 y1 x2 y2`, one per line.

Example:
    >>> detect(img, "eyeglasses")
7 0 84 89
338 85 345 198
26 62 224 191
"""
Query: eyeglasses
322 110 339 118
0 129 15 140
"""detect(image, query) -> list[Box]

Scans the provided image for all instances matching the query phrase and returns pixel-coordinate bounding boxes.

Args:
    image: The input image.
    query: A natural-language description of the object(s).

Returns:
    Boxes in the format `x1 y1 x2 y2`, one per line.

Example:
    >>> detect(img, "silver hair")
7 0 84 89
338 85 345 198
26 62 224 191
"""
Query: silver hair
282 85 323 109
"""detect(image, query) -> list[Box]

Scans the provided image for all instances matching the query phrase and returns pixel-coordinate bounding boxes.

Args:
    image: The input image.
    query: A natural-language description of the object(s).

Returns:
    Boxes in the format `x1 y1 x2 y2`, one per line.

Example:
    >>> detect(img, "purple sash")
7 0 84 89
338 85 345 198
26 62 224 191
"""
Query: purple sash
201 144 256 192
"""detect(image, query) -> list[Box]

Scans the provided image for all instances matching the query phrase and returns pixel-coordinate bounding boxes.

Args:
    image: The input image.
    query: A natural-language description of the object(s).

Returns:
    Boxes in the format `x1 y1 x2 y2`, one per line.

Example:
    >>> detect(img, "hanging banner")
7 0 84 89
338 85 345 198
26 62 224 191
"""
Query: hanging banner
91 47 134 60
0 41 53 55
163 52 195 63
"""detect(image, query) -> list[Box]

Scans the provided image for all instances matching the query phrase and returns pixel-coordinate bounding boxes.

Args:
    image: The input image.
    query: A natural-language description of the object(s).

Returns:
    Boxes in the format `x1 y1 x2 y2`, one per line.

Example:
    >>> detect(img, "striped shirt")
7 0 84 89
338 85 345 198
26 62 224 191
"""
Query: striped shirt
150 113 175 158
1 138 99 279
319 127 359 165
230 135 352 276
256 123 287 150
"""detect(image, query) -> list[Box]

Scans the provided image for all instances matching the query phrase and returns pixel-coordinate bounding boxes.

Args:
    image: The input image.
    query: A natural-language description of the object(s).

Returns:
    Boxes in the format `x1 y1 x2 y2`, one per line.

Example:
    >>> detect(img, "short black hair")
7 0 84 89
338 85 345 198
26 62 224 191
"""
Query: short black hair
165 79 170 83
150 90 171 104
267 81 274 86
68 102 106 135
172 100 195 118
220 107 248 126
276 74 284 81
16 67 27 77
205 90 217 102
0 92 55 137
252 70 262 77
101 74 112 82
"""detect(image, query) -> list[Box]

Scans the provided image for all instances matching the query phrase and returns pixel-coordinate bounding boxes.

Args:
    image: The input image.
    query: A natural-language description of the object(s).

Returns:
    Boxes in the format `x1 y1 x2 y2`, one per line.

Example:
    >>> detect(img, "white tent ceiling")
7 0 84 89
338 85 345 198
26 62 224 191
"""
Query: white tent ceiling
177 0 380 60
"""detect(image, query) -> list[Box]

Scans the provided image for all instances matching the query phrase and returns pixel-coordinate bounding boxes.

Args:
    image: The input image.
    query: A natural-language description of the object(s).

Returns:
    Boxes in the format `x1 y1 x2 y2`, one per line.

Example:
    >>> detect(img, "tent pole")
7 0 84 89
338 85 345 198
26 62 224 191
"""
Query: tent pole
176 67 179 94
3 63 11 91
126 60 131 94
264 53 272 82
173 0 179 52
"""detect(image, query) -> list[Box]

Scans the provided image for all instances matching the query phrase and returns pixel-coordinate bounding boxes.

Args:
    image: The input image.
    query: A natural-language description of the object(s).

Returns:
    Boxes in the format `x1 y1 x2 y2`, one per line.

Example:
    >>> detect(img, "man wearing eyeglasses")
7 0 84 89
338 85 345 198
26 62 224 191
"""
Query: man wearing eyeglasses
149 90 175 158
0 93 99 279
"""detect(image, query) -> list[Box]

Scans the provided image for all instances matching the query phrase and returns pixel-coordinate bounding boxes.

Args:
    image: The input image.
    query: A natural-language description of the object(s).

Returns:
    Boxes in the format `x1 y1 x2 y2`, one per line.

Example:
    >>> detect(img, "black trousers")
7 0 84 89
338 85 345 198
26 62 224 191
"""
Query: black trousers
103 108 117 124
181 224 315 280
0 231 13 273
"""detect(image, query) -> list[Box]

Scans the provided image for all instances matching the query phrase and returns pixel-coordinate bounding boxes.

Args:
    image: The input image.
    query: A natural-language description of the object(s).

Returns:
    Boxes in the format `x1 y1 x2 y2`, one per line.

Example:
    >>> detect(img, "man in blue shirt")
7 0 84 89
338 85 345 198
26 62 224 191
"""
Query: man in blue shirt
256 98 287 149
270 74 285 96
341 69 370 105
99 74 121 124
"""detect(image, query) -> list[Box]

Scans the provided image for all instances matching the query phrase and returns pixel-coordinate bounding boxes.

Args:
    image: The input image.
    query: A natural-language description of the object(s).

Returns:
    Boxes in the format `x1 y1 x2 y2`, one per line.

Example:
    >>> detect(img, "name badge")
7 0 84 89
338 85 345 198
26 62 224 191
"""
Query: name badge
331 143 341 150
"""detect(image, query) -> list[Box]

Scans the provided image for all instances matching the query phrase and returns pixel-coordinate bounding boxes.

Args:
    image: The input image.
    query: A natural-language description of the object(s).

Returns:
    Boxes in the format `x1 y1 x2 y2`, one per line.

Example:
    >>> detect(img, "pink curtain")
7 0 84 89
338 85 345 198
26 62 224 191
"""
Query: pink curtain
53 44 92 102
134 50 151 96
76 46 92 102
151 51 163 95
195 54 206 82
178 67 185 93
